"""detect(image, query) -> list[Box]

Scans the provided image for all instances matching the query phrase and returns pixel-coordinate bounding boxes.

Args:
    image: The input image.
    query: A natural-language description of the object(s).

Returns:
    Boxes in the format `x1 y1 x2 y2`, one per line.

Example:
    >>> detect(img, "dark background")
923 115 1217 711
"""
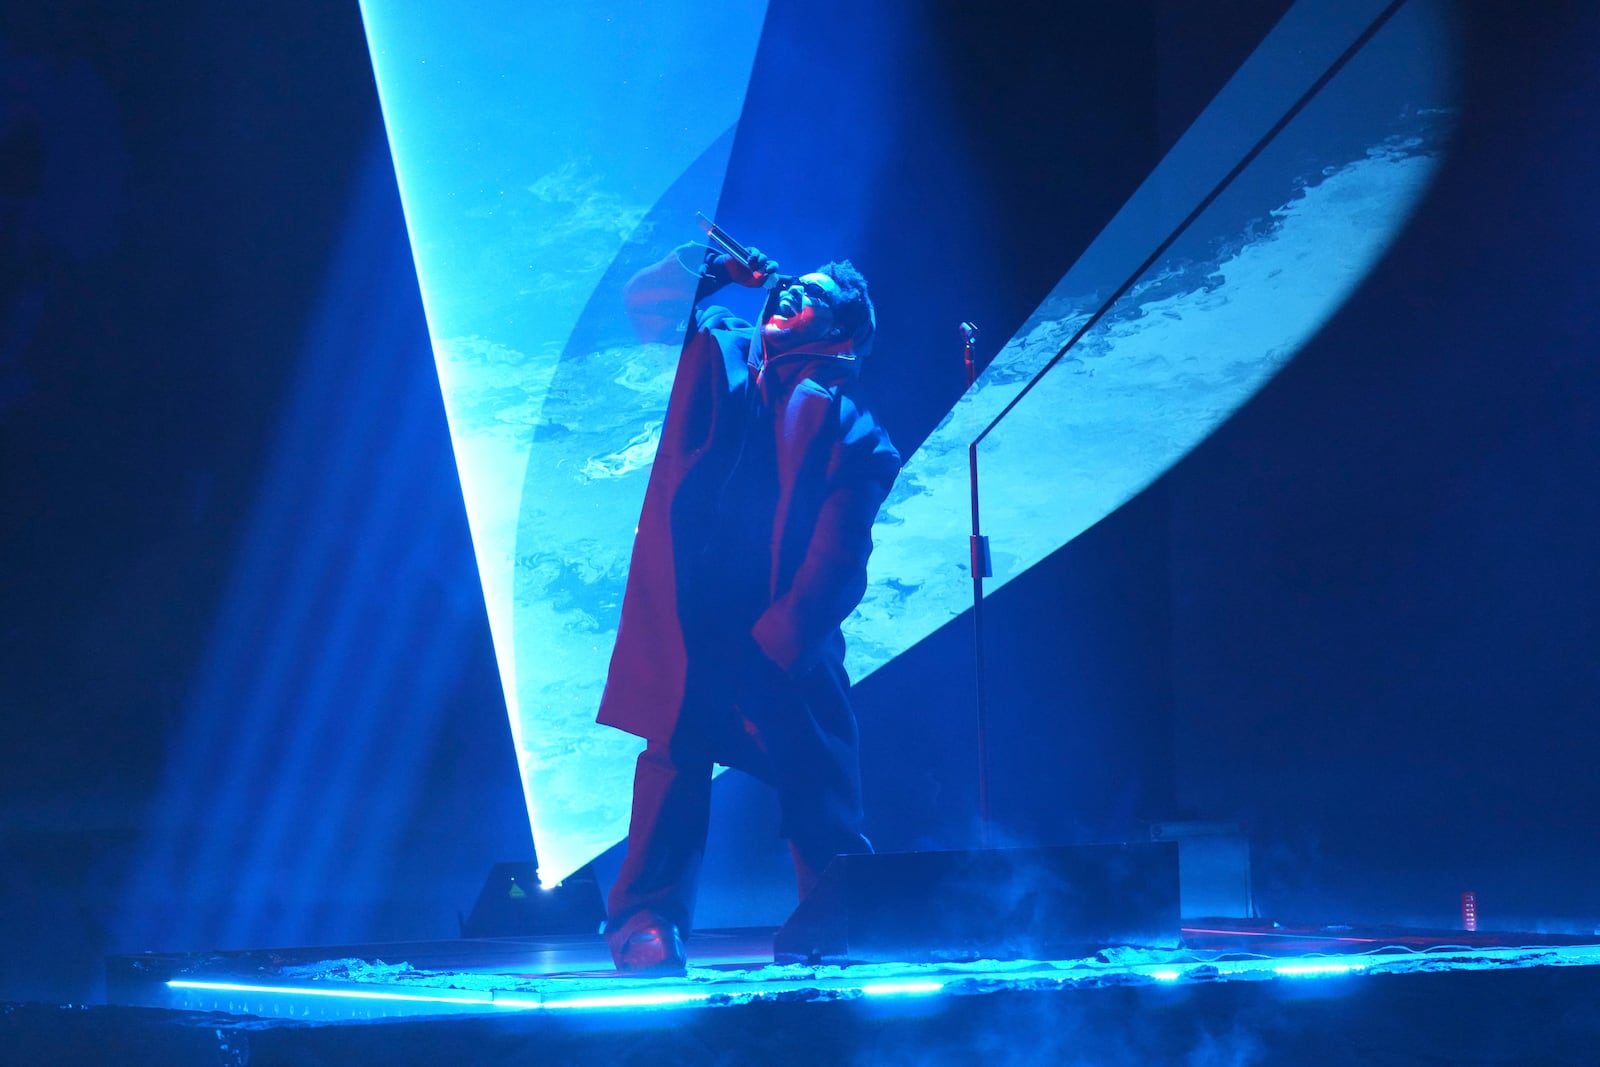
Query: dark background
2 1 1595 1003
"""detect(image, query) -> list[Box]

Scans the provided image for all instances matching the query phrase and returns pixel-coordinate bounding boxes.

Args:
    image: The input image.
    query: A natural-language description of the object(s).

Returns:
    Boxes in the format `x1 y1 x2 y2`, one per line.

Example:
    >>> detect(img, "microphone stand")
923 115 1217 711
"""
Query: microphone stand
961 322 994 848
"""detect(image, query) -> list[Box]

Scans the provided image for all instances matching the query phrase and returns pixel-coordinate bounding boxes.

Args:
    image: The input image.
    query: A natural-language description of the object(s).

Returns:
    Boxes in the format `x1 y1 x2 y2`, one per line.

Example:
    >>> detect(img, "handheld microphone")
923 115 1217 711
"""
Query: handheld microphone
695 211 785 289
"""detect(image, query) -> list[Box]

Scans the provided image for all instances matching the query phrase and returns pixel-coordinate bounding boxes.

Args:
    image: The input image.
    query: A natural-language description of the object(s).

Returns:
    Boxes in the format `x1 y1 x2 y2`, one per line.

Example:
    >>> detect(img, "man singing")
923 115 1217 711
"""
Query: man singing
598 237 900 974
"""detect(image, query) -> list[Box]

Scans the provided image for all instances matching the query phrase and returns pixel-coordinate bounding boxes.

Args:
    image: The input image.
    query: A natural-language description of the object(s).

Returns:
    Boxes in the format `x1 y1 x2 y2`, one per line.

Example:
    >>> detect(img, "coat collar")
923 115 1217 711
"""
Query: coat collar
754 345 857 404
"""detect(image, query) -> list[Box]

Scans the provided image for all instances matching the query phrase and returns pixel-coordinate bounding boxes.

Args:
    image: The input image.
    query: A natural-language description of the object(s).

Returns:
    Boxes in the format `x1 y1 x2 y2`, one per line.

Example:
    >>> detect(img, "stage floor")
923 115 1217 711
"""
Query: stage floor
0 919 1591 1064
102 919 1600 1022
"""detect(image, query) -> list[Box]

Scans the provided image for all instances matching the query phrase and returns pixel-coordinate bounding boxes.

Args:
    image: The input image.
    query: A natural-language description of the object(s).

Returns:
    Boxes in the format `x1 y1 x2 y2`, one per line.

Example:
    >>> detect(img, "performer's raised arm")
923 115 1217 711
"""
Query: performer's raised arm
623 241 780 343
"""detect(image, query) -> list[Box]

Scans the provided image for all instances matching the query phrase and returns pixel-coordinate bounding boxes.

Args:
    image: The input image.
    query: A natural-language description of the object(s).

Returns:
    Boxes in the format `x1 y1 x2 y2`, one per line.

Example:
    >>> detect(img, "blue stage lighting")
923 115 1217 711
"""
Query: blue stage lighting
849 0 1458 678
168 979 496 1008
360 0 1457 891
114 129 518 957
360 1 769 888
540 991 712 1011
861 980 947 997
1269 961 1368 978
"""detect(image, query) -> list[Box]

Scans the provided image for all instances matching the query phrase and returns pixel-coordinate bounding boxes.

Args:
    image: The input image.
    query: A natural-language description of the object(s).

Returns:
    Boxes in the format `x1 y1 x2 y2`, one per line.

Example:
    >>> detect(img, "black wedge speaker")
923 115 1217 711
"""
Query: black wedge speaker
460 862 605 937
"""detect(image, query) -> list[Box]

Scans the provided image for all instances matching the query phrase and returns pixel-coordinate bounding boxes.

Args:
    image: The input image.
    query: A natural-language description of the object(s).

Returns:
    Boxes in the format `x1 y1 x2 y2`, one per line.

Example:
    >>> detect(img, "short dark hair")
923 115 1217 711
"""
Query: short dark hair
818 259 875 358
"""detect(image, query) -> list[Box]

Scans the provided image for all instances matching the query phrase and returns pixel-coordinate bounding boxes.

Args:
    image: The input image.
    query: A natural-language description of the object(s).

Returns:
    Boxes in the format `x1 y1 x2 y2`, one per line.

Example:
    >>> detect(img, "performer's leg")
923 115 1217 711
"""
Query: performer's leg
757 661 873 899
605 735 713 967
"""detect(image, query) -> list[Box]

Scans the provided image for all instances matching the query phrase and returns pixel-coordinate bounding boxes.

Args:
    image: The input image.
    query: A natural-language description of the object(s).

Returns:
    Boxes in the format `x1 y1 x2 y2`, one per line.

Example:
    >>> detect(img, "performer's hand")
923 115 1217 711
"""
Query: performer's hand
716 246 779 289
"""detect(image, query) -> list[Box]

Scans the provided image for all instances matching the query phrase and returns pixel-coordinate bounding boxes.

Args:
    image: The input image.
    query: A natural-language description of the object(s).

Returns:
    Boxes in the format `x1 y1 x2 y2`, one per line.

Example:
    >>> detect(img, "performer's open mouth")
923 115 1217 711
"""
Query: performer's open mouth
775 294 799 317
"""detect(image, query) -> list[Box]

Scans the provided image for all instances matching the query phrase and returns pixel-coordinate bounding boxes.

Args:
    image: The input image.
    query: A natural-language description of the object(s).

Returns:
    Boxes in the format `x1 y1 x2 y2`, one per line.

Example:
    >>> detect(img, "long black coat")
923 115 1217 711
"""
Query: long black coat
597 304 900 745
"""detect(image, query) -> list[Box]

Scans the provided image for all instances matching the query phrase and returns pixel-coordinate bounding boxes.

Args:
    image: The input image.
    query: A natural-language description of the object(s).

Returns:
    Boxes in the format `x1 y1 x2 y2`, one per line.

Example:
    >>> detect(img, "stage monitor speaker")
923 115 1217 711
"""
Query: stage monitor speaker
460 861 605 938
774 842 1180 965
1149 820 1254 919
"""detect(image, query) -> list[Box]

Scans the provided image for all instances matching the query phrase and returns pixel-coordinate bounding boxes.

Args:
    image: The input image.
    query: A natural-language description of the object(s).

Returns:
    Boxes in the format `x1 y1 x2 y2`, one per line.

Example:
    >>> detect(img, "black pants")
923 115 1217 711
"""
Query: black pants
606 657 869 935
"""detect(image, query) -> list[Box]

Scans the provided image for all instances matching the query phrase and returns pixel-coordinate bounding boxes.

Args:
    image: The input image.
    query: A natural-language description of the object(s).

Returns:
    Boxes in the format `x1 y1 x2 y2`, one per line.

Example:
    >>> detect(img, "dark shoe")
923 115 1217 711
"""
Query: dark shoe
607 912 687 976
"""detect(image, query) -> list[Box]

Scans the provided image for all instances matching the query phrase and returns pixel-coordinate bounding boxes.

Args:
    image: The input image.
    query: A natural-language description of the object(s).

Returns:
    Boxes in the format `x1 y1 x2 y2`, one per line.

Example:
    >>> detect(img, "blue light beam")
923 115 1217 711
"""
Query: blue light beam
360 1 769 888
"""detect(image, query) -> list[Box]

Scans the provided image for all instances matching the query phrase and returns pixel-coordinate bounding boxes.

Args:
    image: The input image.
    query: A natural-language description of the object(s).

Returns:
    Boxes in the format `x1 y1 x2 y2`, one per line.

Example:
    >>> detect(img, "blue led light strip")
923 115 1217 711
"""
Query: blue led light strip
537 991 713 1011
168 978 713 1013
1268 961 1368 978
169 976 947 1014
1143 959 1370 983
167 979 496 1007
860 981 946 997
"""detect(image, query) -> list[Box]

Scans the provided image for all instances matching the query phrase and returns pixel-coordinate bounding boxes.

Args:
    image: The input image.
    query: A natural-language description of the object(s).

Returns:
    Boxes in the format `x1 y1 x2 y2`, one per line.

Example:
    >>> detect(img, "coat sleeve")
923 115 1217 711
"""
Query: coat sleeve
750 422 900 676
623 242 727 343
